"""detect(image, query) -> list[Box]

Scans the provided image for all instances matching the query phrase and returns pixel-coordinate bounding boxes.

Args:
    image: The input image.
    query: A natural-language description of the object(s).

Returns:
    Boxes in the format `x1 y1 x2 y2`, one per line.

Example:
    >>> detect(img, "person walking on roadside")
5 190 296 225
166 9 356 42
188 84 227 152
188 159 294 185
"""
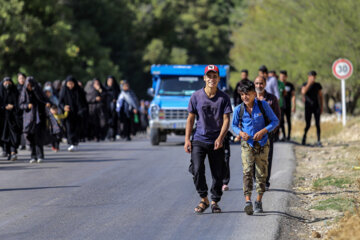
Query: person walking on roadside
233 69 249 106
254 76 280 191
59 76 87 151
49 105 68 152
301 71 323 146
19 77 51 163
85 78 108 141
17 73 27 150
104 76 120 141
184 65 232 214
232 79 279 215
116 81 139 141
258 65 280 100
279 70 295 141
0 77 21 161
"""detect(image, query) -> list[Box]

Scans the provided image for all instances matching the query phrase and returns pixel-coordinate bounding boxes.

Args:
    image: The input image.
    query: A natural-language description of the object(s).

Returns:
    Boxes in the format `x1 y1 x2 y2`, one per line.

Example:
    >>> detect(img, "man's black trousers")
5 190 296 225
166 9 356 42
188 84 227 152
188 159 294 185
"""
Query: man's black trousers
191 141 225 202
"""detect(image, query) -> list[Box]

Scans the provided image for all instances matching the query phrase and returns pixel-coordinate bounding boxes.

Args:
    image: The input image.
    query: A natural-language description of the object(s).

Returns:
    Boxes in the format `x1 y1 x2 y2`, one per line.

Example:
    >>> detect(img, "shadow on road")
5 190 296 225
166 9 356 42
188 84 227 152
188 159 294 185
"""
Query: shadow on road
260 211 332 223
268 188 359 196
0 185 80 192
0 165 58 170
46 158 137 163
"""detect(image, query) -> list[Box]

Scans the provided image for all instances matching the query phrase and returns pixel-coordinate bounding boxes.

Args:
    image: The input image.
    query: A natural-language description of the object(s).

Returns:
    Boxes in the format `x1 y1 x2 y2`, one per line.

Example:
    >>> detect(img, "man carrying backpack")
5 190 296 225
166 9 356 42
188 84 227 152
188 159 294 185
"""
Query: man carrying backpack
254 76 281 190
232 79 279 215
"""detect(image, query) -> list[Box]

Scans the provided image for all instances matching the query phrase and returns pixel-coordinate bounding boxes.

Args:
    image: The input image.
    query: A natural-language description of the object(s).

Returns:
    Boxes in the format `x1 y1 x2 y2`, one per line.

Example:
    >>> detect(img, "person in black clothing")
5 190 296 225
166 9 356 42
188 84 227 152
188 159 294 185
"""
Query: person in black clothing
104 76 120 141
279 70 295 141
17 73 27 150
85 78 108 141
301 71 323 146
59 76 87 151
0 77 21 161
233 69 249 106
19 77 51 163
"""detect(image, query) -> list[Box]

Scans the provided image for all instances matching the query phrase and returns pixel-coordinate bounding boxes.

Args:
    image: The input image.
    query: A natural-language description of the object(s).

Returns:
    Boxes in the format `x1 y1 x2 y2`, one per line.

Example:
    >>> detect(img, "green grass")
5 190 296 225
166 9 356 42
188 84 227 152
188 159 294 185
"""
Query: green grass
311 197 355 212
313 176 352 189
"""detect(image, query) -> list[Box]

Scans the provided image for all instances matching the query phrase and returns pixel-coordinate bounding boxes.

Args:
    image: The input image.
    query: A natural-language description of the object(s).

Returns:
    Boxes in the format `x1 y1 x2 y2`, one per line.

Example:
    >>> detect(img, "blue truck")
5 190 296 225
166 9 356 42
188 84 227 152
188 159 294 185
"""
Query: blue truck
147 64 230 145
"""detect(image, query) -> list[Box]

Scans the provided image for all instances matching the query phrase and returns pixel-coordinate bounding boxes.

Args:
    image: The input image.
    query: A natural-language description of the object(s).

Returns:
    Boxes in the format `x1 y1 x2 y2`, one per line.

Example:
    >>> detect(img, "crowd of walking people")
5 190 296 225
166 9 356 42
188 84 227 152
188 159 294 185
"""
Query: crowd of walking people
0 74 149 163
186 64 323 215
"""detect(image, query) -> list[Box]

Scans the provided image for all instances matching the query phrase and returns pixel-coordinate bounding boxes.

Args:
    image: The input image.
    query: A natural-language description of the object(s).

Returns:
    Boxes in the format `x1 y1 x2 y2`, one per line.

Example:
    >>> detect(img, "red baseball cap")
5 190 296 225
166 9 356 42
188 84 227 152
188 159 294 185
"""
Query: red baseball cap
204 65 219 75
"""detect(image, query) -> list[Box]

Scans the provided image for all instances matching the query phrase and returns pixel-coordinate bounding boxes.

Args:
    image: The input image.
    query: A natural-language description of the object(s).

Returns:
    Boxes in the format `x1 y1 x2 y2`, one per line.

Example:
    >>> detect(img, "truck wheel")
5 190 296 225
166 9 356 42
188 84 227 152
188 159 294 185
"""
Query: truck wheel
150 128 160 145
160 133 167 142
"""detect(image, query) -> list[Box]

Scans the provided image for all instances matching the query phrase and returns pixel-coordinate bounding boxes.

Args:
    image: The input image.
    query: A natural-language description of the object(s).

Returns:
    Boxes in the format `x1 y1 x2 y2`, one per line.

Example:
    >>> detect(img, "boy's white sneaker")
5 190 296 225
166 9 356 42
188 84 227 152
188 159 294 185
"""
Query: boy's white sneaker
29 159 36 164
68 145 75 152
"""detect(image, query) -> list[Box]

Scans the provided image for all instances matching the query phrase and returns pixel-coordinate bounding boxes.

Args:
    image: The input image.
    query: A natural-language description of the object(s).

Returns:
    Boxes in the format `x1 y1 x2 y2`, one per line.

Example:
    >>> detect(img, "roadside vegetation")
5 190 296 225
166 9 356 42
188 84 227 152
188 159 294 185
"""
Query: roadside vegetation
290 117 360 239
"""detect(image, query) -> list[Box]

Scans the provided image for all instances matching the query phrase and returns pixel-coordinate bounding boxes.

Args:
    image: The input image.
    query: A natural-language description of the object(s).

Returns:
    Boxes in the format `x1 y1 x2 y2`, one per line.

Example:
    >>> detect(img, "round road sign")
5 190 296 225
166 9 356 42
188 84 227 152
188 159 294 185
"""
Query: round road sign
332 58 353 80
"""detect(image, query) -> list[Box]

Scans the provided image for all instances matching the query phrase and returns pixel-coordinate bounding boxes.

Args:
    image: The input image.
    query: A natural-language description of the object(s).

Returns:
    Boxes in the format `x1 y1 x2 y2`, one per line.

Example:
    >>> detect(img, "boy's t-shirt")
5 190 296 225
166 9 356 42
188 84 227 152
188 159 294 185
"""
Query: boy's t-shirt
232 99 279 147
278 80 285 108
188 88 232 144
302 82 322 108
284 82 295 110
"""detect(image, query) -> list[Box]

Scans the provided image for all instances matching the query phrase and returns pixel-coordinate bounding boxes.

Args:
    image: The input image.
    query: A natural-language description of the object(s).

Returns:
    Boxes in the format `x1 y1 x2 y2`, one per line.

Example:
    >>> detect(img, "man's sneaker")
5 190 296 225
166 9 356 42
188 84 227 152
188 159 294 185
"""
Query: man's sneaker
68 145 76 152
254 201 263 213
244 201 254 215
37 158 43 163
316 141 323 147
222 184 229 191
29 159 37 164
10 154 17 161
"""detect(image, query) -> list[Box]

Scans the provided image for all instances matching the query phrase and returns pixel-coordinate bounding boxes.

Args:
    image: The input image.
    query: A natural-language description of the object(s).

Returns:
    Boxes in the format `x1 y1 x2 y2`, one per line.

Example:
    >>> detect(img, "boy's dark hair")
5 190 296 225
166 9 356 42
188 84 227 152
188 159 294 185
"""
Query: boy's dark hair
308 70 317 76
280 70 287 76
258 65 268 73
241 69 248 74
238 79 255 93
50 105 58 110
269 70 276 74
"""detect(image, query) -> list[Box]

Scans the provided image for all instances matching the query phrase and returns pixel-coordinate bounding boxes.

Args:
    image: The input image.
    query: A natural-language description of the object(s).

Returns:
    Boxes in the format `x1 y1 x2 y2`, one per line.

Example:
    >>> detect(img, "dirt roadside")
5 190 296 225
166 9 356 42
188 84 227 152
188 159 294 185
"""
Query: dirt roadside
278 116 360 240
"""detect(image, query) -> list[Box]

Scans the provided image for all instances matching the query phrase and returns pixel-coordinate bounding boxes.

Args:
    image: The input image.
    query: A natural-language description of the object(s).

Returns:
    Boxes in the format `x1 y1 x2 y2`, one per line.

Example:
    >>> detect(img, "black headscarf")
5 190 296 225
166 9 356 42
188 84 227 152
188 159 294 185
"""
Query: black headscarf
104 76 120 101
0 77 21 143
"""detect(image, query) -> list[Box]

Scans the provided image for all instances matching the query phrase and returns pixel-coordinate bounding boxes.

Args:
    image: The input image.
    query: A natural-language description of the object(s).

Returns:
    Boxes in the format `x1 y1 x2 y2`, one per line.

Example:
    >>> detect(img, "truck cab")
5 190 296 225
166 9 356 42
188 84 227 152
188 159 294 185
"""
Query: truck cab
148 64 230 145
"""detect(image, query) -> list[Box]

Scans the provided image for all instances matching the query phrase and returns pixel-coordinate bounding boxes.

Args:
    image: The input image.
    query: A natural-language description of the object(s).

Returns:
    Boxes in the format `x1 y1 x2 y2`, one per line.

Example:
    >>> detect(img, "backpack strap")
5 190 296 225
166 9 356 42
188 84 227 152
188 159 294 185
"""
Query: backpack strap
239 102 245 130
257 100 270 126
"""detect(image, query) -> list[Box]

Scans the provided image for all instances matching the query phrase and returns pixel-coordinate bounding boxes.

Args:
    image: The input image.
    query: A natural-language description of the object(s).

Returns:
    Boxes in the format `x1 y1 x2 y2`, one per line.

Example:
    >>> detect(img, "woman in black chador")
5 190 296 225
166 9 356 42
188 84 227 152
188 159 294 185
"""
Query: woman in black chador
104 76 120 141
0 77 21 161
58 76 87 152
19 77 50 163
85 78 108 141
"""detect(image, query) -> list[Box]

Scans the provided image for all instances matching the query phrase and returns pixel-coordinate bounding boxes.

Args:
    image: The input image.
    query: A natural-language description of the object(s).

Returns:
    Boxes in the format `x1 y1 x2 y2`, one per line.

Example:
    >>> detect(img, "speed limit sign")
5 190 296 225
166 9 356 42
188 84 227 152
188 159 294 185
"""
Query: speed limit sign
332 58 353 126
332 58 353 80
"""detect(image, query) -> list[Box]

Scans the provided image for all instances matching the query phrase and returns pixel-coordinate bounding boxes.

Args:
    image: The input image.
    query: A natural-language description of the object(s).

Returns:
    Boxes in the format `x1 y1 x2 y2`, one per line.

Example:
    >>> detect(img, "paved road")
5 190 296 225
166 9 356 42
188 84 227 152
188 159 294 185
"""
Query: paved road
0 135 295 240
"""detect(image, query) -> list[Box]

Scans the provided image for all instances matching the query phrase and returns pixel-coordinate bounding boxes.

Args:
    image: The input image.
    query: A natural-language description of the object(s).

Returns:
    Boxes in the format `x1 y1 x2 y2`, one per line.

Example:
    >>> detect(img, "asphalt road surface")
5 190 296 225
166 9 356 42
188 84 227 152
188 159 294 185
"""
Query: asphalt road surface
0 135 295 240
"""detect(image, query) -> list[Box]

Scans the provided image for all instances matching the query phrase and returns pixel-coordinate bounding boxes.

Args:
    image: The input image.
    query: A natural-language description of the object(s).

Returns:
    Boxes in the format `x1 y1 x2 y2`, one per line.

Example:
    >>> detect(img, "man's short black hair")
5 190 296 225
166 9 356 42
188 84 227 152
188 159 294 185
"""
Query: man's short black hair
308 70 317 76
258 65 268 73
280 70 287 76
269 70 276 74
238 79 255 93
241 69 248 75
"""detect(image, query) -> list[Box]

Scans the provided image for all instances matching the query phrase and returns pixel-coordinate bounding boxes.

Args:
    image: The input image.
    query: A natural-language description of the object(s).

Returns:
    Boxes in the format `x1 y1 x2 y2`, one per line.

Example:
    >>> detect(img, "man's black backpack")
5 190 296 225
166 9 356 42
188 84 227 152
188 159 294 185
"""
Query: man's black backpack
238 101 274 138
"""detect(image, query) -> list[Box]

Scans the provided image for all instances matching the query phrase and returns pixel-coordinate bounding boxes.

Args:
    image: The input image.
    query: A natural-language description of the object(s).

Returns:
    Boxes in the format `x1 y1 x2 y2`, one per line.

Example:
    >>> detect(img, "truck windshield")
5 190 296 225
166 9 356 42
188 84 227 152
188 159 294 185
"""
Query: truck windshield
158 76 204 96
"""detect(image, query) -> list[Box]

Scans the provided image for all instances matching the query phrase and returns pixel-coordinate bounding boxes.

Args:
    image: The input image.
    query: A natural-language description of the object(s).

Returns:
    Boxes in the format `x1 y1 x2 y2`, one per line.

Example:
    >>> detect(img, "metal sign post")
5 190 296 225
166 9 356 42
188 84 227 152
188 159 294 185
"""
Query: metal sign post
332 58 353 126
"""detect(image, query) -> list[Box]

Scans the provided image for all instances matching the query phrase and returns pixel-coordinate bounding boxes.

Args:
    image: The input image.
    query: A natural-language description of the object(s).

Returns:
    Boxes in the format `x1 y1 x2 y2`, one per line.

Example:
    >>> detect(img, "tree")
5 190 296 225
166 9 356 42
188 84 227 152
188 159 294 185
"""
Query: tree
230 0 360 112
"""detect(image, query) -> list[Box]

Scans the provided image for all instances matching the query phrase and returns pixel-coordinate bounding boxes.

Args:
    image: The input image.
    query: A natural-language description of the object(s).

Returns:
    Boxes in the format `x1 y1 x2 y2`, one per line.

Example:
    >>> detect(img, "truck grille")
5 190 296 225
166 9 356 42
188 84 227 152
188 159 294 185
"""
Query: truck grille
163 109 188 120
